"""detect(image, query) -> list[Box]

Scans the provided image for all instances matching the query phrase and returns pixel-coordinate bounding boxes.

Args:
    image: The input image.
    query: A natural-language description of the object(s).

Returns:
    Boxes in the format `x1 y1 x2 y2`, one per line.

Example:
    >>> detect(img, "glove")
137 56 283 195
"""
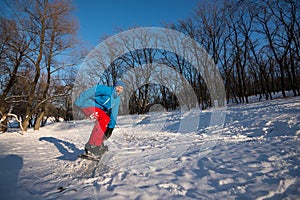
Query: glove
104 127 113 139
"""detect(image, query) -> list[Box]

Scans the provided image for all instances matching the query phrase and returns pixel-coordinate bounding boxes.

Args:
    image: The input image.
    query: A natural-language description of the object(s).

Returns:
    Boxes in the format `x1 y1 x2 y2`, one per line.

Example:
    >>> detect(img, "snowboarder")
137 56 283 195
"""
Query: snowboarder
74 80 126 157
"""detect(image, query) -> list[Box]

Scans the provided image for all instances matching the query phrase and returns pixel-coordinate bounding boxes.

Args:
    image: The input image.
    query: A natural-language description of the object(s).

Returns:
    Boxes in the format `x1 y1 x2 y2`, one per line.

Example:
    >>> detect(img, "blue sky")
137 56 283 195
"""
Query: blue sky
73 0 199 47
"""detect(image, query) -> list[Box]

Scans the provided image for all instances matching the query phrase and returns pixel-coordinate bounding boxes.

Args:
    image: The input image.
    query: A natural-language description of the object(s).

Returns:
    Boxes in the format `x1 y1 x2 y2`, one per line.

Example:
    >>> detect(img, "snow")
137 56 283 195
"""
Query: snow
0 96 299 199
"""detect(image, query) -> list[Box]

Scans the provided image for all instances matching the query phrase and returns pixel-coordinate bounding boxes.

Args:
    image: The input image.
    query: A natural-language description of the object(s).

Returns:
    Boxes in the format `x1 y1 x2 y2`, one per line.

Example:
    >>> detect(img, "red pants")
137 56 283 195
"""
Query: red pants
81 107 110 146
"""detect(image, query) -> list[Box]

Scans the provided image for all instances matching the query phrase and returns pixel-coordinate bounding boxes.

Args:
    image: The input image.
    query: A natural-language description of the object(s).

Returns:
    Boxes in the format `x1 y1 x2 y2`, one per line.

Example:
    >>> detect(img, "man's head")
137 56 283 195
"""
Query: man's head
115 80 126 95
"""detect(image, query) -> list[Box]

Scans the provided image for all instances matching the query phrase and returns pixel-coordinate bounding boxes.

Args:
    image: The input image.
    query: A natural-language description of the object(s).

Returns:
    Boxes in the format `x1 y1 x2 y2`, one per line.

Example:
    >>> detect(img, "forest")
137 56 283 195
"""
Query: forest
0 0 299 133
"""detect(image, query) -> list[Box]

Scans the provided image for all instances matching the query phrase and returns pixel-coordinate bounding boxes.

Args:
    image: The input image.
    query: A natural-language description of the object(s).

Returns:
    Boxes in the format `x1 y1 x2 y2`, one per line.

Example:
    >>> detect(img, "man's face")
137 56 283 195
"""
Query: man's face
115 86 124 95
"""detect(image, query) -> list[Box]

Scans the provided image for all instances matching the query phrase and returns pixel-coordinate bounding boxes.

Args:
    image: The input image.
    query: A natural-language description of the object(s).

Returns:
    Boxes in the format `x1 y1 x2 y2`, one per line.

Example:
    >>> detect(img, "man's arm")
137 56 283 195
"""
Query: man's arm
107 97 120 128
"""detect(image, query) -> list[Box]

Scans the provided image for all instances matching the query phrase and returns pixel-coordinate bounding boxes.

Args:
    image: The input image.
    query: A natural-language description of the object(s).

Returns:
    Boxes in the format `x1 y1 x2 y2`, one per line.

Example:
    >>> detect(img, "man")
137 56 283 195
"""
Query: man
74 80 126 156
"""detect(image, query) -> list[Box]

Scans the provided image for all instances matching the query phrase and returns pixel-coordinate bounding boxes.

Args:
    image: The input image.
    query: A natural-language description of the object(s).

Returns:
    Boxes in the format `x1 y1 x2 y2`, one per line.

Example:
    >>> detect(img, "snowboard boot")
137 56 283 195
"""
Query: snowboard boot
85 143 108 157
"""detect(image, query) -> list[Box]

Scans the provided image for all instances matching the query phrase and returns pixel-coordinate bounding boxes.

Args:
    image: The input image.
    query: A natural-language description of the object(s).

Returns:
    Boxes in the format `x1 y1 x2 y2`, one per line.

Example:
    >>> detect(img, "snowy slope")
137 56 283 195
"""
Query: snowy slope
0 97 299 199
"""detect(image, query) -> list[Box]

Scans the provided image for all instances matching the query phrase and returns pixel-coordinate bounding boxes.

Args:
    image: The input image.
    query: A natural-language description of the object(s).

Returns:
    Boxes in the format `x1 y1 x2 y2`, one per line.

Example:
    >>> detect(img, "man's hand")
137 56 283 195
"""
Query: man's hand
104 128 113 139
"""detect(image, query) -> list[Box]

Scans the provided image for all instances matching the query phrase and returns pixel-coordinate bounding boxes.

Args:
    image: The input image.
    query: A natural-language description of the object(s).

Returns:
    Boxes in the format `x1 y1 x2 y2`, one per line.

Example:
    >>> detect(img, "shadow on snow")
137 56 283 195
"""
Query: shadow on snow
39 137 84 161
0 155 24 199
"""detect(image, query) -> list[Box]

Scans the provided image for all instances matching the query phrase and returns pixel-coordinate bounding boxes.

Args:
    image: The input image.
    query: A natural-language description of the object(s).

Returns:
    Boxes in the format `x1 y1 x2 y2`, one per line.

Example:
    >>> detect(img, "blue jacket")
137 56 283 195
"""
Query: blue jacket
74 85 120 128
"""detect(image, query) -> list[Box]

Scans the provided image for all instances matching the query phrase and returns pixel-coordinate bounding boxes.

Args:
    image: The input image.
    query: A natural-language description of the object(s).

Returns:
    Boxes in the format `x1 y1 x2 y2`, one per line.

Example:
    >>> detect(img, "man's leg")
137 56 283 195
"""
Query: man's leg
81 107 110 146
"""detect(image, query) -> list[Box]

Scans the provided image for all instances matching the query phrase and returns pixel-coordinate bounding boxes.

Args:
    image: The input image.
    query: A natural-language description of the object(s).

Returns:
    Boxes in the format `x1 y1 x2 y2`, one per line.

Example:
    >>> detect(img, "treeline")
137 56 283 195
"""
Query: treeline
170 0 300 104
97 48 210 115
97 0 299 114
1 0 299 132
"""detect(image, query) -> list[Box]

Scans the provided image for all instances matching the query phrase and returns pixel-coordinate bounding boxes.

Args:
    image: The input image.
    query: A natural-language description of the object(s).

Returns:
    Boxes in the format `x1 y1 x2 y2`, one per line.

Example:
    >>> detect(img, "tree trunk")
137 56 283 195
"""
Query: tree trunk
279 63 287 98
34 111 45 130
0 117 8 133
22 118 29 132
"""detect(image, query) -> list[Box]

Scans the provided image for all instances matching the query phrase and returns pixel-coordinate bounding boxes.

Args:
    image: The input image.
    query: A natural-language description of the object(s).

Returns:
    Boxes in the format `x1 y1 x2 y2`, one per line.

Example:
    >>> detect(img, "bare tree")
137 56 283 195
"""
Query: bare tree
33 0 78 130
0 0 79 132
0 15 31 132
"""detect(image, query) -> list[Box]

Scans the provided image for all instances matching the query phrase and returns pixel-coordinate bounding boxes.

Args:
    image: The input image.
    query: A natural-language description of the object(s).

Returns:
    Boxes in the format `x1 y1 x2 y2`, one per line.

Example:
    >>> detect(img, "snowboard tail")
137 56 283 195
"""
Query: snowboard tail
78 147 108 162
78 153 101 161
